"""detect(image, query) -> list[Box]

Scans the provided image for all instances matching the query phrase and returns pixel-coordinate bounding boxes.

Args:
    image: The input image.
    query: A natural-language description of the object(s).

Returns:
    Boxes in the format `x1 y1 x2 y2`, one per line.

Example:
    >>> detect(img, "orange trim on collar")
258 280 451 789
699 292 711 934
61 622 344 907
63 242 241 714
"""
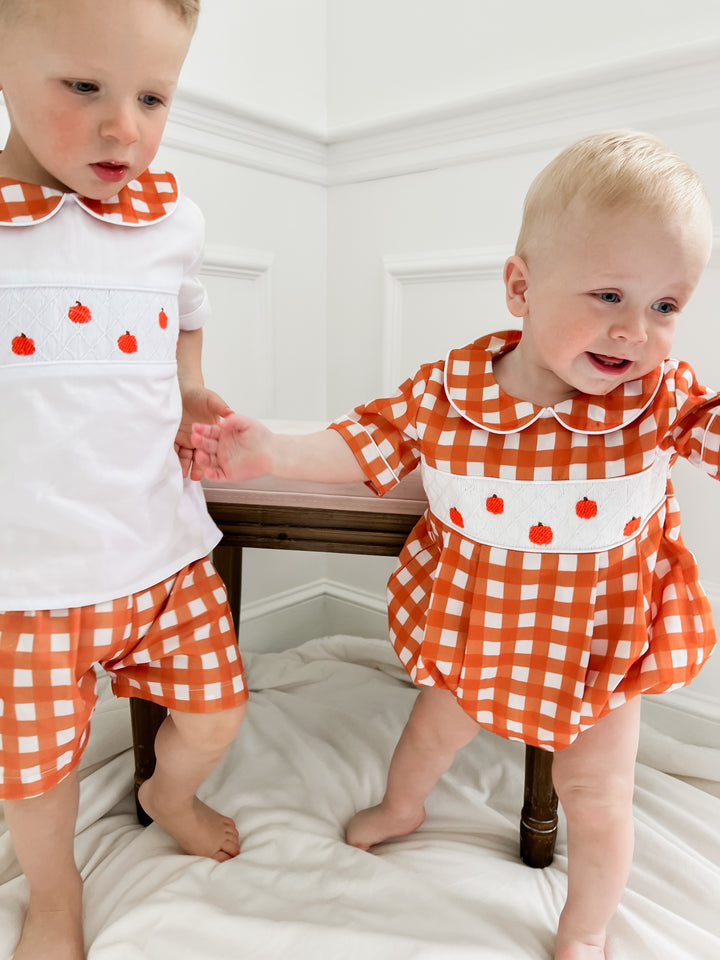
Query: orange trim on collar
0 169 179 226
444 330 663 434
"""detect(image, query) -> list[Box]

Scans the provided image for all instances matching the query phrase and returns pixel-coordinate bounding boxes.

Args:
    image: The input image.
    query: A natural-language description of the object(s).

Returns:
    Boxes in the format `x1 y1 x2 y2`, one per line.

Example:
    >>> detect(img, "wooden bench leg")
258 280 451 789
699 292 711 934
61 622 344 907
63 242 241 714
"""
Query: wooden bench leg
129 697 167 825
520 744 558 868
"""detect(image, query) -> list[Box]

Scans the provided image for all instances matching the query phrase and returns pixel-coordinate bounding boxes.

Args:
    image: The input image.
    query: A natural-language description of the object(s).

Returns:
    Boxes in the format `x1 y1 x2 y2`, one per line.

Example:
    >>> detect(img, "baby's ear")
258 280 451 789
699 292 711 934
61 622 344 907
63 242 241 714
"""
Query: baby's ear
503 256 530 318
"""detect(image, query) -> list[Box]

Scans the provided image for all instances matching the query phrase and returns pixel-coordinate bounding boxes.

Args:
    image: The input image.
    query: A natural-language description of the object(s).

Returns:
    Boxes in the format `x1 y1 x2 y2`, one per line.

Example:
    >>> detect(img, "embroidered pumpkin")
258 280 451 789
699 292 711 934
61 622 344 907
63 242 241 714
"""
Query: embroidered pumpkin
117 331 138 354
158 308 168 330
486 494 504 515
529 522 553 545
11 333 35 356
576 497 597 519
623 516 641 536
449 507 464 528
68 300 92 324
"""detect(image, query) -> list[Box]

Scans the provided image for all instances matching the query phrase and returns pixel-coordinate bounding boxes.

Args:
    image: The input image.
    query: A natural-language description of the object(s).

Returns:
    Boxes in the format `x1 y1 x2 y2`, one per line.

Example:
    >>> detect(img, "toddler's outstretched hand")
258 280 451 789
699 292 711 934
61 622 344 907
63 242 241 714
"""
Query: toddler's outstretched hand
192 414 275 482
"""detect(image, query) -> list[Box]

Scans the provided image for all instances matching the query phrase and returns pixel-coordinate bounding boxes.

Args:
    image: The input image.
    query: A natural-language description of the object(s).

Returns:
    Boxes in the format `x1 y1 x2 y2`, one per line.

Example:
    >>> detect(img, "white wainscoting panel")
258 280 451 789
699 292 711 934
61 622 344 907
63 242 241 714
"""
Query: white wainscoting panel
200 247 275 417
383 249 512 389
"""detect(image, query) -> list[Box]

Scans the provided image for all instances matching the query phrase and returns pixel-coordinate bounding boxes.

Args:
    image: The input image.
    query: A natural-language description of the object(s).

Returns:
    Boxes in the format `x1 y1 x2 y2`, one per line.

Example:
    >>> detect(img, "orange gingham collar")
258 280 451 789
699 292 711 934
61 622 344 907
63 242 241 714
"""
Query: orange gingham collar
445 330 664 435
0 168 179 227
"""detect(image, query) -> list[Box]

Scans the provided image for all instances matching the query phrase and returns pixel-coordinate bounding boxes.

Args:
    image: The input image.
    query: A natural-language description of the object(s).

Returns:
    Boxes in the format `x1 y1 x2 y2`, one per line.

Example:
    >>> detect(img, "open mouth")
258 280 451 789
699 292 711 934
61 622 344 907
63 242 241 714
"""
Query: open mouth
91 162 129 183
588 352 631 373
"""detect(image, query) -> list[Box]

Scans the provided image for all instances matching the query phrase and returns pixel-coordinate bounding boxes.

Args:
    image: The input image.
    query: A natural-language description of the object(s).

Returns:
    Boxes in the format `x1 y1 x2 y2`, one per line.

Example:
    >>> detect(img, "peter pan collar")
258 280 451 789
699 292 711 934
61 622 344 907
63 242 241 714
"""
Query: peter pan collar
0 168 179 227
445 330 663 435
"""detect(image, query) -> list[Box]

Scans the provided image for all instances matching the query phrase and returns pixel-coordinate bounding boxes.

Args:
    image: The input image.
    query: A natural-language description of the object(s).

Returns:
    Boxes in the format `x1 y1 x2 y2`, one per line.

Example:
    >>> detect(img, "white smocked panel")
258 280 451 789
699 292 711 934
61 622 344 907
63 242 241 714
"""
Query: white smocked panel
421 450 672 553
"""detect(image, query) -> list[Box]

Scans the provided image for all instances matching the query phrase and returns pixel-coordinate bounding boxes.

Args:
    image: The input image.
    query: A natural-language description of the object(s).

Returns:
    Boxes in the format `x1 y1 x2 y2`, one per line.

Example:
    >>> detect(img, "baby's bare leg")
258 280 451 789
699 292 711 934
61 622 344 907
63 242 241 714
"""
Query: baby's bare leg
138 704 245 862
552 697 641 960
346 687 478 849
4 772 84 960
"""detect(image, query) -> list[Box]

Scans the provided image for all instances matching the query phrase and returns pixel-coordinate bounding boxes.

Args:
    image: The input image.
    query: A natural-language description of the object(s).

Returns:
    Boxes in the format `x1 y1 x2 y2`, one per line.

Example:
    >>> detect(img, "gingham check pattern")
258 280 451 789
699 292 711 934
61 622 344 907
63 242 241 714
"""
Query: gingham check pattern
0 558 247 799
330 331 720 750
0 169 178 226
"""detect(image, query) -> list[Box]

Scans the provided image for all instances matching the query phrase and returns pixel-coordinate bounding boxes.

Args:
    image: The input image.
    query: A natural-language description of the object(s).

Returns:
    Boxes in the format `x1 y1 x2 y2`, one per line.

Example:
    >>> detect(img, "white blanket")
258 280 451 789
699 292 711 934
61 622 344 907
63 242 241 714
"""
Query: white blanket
1 636 718 959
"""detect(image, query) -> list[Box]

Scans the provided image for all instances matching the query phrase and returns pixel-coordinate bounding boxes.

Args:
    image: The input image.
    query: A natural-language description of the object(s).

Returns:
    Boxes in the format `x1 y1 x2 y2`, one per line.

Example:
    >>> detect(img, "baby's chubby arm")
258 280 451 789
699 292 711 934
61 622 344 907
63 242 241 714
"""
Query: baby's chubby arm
192 415 366 485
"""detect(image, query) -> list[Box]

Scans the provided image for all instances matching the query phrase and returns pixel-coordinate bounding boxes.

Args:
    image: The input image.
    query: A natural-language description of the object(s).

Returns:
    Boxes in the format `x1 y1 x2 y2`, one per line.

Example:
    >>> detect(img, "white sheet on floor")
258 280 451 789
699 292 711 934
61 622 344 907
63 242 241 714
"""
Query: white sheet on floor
0 635 718 959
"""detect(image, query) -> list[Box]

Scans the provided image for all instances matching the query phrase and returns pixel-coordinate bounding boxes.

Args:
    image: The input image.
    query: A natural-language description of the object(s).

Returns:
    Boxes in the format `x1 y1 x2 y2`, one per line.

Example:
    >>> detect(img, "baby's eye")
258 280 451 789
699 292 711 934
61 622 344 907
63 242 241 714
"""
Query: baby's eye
65 80 99 95
652 301 676 315
596 292 620 303
139 93 165 108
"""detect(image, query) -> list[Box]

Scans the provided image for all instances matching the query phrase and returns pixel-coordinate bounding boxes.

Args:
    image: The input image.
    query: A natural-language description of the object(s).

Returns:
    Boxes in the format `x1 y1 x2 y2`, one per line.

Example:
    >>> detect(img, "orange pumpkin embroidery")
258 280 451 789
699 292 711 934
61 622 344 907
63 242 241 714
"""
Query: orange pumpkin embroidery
68 300 92 324
576 497 597 519
449 507 464 528
623 516 641 536
486 494 504 515
529 522 553 545
12 333 35 356
158 308 168 330
117 331 138 354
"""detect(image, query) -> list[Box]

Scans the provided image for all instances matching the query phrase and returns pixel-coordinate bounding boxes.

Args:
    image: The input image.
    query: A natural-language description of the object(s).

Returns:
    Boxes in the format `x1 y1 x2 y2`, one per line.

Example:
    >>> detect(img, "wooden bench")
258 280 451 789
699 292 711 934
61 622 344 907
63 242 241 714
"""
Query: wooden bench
130 468 558 867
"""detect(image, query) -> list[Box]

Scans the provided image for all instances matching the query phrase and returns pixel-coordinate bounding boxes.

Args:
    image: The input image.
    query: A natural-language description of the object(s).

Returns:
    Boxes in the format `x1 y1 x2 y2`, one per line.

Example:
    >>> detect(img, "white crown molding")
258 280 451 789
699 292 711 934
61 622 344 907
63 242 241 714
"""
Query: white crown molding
327 39 720 185
200 246 275 414
382 247 511 390
3 40 719 186
164 89 328 186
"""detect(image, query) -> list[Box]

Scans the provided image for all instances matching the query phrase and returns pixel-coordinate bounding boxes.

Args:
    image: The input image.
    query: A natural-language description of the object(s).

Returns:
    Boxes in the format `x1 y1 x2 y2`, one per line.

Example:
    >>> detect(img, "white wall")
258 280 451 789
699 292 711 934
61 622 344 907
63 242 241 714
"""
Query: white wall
327 0 720 130
181 0 327 133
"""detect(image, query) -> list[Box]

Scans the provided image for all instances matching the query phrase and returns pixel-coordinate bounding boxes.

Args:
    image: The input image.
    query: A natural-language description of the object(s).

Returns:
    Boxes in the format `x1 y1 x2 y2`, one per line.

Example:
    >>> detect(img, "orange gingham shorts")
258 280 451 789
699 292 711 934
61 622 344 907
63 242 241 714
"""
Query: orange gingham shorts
0 557 247 800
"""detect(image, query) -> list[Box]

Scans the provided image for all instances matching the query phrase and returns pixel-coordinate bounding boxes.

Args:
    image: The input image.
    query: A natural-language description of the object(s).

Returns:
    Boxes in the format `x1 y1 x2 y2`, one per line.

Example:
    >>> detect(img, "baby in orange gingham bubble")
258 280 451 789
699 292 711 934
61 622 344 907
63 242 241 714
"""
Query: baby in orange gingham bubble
194 131 719 960
0 1 248 958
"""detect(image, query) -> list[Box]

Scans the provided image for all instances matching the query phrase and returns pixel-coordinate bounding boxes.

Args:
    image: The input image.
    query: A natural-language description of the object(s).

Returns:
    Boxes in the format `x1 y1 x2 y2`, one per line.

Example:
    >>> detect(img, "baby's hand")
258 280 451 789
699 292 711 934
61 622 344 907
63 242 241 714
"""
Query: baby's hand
192 414 275 482
176 386 233 480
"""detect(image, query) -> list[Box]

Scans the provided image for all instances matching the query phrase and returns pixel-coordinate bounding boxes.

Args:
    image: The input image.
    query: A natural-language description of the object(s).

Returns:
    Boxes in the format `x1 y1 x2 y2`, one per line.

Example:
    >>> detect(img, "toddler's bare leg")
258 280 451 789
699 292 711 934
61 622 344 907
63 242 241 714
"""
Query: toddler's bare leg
552 697 641 960
4 771 84 960
346 687 478 849
137 704 245 861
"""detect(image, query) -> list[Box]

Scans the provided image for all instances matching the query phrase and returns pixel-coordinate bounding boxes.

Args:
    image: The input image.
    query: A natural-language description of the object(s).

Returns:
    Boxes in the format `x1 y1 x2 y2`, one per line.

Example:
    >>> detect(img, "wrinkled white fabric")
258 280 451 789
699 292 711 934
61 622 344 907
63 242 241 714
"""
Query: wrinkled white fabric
0 636 717 959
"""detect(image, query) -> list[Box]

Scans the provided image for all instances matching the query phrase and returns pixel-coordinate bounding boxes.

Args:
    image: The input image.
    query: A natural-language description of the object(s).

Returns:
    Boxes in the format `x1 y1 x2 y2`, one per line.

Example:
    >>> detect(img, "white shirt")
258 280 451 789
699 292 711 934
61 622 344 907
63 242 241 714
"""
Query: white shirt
0 171 221 609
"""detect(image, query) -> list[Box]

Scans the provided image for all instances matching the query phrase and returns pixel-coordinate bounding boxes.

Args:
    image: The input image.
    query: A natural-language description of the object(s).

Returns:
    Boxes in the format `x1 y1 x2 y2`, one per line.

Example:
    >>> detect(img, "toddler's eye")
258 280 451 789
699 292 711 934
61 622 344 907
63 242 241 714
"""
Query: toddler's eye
597 292 620 303
140 94 164 108
66 80 98 95
652 301 676 315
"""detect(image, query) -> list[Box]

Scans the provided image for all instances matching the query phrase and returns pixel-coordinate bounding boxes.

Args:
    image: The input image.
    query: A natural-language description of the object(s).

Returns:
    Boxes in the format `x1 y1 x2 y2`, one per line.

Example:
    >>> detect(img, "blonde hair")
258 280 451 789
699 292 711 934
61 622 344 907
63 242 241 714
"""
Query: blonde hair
0 0 199 27
161 0 199 27
516 130 710 262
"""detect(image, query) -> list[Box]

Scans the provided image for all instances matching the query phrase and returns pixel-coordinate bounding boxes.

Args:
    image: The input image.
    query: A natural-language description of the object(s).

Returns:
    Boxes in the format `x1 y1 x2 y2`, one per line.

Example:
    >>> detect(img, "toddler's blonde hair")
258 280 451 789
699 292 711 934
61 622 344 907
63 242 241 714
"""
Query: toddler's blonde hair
516 130 710 262
0 0 199 27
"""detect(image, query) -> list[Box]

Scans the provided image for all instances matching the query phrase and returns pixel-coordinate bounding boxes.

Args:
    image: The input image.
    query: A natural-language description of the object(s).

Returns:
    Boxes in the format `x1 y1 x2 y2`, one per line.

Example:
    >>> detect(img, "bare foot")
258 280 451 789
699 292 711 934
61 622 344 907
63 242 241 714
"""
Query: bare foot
555 930 606 960
14 876 84 960
345 801 426 850
138 781 240 862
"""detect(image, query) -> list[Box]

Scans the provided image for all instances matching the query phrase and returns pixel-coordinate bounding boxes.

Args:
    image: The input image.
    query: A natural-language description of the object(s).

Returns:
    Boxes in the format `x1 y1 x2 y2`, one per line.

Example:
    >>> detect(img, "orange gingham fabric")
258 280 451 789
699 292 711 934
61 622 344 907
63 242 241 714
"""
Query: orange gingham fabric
330 330 720 751
0 557 247 800
0 169 178 226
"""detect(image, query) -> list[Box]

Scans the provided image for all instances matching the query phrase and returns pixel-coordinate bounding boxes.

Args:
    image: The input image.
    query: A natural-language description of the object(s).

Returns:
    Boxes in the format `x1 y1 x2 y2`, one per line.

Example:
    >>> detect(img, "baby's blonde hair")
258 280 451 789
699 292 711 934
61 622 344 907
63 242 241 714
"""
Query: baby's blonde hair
162 0 199 27
516 130 710 262
0 0 199 27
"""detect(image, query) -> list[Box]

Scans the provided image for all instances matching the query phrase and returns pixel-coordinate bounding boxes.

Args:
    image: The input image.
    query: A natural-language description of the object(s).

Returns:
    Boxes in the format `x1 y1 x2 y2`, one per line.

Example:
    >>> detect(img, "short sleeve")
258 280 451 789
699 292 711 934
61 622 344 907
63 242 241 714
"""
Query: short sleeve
329 365 438 495
176 196 210 331
663 361 720 478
